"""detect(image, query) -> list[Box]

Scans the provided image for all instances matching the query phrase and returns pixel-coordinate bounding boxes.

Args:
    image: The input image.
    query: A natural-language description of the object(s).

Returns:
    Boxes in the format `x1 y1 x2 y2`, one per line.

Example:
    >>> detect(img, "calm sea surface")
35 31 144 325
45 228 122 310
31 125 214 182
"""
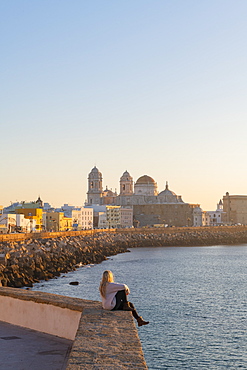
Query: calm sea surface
31 245 247 369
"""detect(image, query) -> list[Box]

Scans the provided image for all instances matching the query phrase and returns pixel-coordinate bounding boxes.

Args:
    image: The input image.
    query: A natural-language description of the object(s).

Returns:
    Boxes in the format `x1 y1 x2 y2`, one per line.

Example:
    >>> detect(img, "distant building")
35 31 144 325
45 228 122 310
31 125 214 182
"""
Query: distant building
223 192 247 225
193 200 225 227
3 197 43 232
120 207 133 228
85 166 200 227
193 206 203 227
80 208 93 229
45 212 72 232
0 214 18 233
57 204 93 230
15 208 43 232
106 206 121 229
0 213 36 233
201 211 210 226
207 200 224 226
98 212 108 229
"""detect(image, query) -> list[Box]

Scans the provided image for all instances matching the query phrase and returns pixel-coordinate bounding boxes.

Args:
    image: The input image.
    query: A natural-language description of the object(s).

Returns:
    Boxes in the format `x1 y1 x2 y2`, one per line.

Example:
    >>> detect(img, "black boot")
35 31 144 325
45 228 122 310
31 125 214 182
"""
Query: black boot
137 316 149 327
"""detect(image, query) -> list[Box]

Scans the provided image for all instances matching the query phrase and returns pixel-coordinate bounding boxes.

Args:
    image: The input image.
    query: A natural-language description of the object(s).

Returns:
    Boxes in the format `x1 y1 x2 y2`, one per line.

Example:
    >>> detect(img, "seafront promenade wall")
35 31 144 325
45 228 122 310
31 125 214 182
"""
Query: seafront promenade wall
0 287 148 369
1 226 247 288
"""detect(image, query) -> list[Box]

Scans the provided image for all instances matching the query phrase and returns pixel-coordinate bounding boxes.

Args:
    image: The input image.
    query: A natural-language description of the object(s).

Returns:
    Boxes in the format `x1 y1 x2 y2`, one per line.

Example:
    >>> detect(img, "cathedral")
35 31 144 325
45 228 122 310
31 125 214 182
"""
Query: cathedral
86 166 197 227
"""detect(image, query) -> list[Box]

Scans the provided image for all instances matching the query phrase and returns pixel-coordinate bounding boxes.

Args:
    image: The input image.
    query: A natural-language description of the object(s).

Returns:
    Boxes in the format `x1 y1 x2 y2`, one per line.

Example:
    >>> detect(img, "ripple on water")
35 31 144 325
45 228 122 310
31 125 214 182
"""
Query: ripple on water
31 245 247 369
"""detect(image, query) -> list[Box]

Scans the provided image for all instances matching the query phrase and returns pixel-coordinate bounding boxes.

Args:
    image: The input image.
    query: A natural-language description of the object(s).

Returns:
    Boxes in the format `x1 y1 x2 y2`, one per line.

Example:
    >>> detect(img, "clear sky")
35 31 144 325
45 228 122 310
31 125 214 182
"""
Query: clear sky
1 0 247 210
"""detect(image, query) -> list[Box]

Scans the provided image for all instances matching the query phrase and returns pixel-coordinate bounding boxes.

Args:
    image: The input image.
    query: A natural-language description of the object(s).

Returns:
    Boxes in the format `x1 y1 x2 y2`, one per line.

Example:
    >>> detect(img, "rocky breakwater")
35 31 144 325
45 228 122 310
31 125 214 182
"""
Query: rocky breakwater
124 227 247 247
1 227 247 288
0 233 130 288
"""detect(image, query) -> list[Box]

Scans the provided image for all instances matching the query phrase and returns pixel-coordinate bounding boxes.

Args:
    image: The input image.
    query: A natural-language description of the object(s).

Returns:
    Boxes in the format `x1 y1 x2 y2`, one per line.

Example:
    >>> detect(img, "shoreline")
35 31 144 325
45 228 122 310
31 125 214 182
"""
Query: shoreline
1 226 247 287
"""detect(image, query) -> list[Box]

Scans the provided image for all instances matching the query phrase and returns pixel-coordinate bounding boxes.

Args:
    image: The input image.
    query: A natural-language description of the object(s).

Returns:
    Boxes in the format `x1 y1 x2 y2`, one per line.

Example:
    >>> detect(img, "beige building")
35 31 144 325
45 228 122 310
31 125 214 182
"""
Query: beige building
133 203 194 227
98 212 108 229
201 211 210 226
46 212 72 232
106 206 121 229
223 192 247 225
120 207 133 228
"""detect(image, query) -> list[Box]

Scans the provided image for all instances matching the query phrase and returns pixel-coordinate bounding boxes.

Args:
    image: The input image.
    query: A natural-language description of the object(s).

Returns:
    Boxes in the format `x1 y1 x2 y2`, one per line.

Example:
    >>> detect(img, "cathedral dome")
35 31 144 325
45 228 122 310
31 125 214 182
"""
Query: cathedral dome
135 175 156 185
158 182 183 203
158 188 176 197
134 175 158 196
103 186 117 197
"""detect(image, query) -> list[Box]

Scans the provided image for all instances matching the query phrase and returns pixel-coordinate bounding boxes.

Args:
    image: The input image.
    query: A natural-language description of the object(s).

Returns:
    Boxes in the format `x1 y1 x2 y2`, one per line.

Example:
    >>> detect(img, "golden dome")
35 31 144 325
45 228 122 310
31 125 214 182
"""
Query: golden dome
135 175 155 184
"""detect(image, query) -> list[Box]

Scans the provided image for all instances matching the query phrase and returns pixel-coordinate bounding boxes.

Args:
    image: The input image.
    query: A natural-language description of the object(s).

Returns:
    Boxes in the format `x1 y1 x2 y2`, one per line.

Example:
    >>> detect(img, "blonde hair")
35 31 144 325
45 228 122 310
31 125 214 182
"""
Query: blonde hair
99 270 114 298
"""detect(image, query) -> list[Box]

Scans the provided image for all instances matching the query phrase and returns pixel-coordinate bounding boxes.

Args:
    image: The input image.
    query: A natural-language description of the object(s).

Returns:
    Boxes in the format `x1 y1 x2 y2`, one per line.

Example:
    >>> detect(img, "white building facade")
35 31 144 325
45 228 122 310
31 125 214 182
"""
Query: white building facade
120 207 133 228
58 204 93 230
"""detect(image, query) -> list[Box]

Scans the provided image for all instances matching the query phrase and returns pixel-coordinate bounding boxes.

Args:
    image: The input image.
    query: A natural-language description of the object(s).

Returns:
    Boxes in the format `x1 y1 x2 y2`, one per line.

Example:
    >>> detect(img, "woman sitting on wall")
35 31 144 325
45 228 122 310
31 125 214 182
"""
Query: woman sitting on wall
99 270 149 327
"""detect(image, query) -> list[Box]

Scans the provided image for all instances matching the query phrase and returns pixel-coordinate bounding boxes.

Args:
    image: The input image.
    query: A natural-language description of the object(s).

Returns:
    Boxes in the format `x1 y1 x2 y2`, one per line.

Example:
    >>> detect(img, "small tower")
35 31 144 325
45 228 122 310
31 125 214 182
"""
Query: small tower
36 196 43 208
216 199 223 211
120 171 133 195
87 166 103 205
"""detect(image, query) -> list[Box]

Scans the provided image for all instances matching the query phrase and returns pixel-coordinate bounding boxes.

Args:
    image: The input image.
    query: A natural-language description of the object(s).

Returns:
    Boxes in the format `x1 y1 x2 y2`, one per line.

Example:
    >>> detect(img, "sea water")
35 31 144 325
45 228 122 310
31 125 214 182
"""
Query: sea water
31 245 247 369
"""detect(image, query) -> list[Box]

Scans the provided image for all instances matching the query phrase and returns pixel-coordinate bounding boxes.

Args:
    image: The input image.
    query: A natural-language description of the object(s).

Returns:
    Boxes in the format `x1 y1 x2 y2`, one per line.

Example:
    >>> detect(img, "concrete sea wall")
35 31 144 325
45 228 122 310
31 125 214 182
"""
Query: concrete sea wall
0 287 148 369
1 226 247 288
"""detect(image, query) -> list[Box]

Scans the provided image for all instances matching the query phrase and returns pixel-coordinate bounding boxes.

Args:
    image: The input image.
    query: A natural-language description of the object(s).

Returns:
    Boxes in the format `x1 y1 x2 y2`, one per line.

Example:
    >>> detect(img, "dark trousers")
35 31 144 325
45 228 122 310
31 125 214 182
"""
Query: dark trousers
112 290 139 320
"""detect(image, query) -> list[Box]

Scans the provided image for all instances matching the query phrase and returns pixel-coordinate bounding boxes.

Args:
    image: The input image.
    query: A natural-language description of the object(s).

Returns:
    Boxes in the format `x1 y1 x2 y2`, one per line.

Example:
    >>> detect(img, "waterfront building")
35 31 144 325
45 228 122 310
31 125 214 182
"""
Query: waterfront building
3 197 43 214
193 200 225 227
207 200 224 226
98 212 108 229
133 203 194 227
104 206 133 229
120 207 133 228
85 166 200 227
0 213 36 233
80 208 93 229
3 197 43 232
193 206 203 227
57 204 93 230
201 211 210 226
15 208 43 232
106 206 120 228
0 214 18 233
45 212 72 232
85 204 107 228
223 192 247 225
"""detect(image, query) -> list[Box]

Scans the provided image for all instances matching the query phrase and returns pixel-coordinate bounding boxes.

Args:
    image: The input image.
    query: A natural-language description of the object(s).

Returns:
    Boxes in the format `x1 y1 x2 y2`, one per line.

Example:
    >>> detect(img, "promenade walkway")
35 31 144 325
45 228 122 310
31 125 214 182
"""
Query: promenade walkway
0 288 148 370
0 321 72 370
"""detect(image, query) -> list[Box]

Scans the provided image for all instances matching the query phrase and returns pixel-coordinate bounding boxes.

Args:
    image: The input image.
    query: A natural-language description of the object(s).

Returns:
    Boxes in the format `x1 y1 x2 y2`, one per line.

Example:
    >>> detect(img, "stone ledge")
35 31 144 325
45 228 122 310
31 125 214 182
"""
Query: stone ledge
66 308 148 370
0 287 101 312
0 288 148 369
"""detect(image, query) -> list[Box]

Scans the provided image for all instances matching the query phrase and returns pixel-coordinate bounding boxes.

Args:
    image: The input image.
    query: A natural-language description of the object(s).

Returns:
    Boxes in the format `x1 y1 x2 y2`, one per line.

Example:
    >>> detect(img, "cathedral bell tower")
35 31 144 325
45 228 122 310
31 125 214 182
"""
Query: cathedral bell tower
87 166 103 205
120 171 133 195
